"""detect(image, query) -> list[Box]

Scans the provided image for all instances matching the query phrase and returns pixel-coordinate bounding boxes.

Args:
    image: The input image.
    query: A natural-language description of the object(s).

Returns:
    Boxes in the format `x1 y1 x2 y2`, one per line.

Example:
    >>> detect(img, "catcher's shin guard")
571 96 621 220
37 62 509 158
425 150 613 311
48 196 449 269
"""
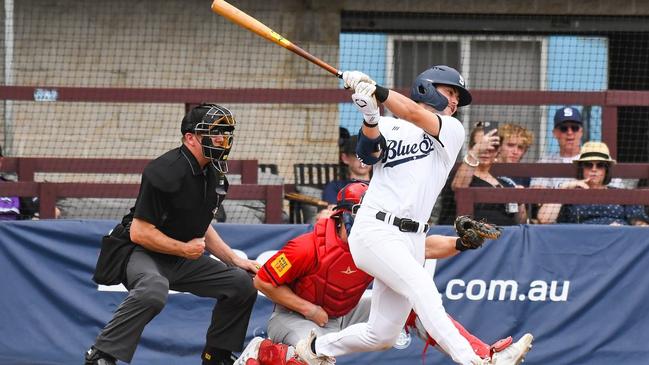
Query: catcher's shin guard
255 339 306 365
405 311 512 359
489 336 514 357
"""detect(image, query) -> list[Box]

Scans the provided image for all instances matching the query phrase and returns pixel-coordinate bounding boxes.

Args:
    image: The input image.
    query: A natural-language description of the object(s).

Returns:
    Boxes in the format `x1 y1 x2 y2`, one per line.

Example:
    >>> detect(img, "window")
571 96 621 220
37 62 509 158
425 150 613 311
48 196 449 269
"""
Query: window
387 35 545 161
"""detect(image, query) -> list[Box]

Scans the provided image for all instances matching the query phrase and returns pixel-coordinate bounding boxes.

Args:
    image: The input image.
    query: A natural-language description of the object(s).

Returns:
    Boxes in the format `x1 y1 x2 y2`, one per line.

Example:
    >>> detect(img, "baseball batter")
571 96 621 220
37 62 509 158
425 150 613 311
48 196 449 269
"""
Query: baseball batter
295 66 531 365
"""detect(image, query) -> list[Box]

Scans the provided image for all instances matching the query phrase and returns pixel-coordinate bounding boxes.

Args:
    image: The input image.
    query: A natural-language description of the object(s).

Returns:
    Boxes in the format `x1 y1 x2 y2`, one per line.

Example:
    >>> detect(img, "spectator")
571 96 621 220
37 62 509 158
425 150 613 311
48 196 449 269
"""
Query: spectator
497 123 534 187
0 145 21 220
321 135 371 205
530 106 583 189
436 123 533 225
290 134 371 224
0 144 60 219
537 141 649 226
452 122 527 225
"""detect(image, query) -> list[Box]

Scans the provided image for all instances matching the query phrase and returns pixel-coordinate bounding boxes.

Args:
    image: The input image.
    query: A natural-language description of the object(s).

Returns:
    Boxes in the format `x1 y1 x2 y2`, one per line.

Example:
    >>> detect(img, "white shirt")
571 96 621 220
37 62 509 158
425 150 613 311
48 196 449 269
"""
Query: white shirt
360 115 465 223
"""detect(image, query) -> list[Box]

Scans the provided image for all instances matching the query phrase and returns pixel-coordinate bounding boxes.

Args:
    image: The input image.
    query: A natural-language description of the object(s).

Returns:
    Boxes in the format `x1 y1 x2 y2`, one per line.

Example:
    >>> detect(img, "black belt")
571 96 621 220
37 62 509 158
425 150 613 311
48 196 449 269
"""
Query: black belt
375 211 430 233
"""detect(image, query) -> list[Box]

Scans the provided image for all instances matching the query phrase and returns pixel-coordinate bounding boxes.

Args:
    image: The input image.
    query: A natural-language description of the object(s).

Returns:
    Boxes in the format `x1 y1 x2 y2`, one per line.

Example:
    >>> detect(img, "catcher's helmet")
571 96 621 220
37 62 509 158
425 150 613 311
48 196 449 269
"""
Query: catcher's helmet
333 181 369 213
181 104 236 173
410 65 472 111
331 181 369 236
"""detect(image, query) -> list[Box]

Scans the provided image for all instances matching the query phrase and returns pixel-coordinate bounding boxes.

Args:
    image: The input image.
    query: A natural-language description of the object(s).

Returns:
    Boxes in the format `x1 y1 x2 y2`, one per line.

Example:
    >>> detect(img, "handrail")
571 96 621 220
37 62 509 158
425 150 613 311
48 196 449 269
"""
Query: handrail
455 187 649 216
0 158 286 223
489 162 649 178
4 86 649 105
0 182 283 222
0 157 259 184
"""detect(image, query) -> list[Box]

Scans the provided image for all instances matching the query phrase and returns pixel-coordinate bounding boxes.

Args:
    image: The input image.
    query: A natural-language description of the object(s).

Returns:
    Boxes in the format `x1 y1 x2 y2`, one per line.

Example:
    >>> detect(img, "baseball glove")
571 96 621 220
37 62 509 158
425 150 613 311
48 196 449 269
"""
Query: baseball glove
454 215 502 251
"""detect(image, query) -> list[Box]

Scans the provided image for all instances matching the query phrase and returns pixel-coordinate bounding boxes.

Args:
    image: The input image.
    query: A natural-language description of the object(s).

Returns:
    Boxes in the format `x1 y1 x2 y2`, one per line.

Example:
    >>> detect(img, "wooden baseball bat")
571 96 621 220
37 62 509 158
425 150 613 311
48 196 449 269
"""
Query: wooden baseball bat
211 0 342 78
284 192 330 208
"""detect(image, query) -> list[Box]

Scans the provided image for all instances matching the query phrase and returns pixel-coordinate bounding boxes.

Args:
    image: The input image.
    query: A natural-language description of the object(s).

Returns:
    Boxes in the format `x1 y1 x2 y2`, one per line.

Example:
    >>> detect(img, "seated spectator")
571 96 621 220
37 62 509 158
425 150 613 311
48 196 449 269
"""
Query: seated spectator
498 123 534 187
530 106 584 189
452 122 527 225
306 135 371 221
321 134 371 204
537 141 649 226
0 144 60 220
0 145 21 220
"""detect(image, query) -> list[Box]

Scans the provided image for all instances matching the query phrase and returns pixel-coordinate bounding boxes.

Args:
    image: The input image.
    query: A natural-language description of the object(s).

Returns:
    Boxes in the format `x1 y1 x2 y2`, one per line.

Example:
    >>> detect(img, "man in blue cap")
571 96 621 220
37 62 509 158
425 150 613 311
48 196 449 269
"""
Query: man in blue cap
530 106 584 190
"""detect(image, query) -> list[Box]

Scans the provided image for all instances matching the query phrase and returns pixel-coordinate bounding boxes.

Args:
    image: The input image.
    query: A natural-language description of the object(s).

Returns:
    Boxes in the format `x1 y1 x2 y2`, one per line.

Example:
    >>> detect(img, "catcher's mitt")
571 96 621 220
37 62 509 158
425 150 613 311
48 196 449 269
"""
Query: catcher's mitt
454 215 502 251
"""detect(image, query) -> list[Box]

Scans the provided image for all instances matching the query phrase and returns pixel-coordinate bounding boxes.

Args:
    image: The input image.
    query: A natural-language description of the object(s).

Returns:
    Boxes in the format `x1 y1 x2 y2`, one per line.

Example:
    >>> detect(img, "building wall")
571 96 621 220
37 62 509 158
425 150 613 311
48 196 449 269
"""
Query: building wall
1 0 344 182
342 0 649 15
1 0 648 181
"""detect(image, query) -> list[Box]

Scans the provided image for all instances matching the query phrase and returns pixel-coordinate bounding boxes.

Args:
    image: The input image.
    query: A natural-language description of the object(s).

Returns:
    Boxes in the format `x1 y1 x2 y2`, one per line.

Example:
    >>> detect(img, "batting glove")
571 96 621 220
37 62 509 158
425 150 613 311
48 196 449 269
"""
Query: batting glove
355 81 376 97
342 71 375 90
352 83 380 127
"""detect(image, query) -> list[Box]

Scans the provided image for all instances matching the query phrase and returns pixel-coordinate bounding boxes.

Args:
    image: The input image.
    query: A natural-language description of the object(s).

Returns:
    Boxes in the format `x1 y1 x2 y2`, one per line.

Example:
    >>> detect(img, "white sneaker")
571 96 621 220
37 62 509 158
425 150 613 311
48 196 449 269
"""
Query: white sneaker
490 333 534 365
295 329 336 365
233 336 265 365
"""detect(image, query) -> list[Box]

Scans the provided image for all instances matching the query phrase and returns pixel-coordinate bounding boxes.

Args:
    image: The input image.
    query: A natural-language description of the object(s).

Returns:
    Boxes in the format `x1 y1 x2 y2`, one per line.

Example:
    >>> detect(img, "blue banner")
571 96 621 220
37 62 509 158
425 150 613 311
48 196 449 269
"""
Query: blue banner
1 220 648 364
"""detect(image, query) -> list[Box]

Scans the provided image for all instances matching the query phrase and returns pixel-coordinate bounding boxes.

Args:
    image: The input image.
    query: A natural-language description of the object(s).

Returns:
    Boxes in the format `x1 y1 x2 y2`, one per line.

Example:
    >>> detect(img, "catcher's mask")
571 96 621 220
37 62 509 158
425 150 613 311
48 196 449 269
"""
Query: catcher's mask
331 181 369 236
183 104 236 173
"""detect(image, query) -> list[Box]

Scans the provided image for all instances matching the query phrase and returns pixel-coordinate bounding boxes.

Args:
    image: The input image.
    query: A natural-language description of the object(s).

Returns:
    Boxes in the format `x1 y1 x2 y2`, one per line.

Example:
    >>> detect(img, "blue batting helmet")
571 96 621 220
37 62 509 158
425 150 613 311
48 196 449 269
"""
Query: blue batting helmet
410 65 472 111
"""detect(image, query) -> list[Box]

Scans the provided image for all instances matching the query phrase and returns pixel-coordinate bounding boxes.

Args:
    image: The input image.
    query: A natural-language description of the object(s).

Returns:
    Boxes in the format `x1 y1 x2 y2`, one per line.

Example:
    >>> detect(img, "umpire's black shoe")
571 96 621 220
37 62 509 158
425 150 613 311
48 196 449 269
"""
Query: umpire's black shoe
202 349 237 365
84 346 117 365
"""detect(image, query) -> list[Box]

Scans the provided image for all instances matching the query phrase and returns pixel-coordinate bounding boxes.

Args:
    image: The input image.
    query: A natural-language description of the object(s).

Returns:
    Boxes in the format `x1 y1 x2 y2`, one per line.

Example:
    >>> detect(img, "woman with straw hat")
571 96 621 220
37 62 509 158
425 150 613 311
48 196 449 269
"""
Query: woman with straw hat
537 141 649 225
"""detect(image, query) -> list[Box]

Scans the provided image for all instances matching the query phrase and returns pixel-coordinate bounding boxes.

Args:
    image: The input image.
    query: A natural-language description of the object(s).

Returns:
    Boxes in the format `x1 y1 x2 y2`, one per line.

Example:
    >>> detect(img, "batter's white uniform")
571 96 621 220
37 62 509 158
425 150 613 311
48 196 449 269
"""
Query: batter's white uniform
315 115 482 365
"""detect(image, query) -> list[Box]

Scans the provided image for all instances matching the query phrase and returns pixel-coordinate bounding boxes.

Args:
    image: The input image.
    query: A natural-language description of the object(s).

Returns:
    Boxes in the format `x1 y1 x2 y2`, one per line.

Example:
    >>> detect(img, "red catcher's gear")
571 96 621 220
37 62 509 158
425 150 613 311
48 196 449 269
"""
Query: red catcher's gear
291 218 373 317
331 181 369 217
257 339 289 365
254 339 307 365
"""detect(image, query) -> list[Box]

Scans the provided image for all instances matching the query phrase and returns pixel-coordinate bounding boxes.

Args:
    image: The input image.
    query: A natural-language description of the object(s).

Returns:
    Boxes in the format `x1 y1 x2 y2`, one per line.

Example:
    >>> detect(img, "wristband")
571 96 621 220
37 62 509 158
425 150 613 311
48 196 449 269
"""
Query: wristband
363 120 378 128
374 85 389 103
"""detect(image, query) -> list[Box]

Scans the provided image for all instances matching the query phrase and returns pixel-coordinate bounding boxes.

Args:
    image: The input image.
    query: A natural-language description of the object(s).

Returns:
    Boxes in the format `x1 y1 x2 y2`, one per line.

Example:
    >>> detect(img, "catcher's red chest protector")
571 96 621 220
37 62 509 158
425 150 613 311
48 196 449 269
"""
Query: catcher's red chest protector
292 219 373 317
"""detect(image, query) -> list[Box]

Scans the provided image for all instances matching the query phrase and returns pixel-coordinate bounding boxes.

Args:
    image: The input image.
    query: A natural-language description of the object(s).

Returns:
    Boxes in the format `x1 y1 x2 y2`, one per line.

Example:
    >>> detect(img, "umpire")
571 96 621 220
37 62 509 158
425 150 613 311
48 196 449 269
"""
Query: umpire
85 104 259 365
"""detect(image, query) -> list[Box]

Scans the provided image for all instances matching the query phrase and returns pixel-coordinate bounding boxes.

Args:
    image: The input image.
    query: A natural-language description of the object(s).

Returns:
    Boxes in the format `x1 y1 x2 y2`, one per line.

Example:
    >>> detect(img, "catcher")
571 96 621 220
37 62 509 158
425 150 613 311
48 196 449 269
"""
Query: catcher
234 182 532 365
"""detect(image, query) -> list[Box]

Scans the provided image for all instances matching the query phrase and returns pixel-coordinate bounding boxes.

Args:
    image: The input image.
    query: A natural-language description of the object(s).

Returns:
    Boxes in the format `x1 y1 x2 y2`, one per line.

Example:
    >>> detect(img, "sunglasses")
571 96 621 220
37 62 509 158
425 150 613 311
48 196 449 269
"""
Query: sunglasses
581 161 608 169
558 124 581 133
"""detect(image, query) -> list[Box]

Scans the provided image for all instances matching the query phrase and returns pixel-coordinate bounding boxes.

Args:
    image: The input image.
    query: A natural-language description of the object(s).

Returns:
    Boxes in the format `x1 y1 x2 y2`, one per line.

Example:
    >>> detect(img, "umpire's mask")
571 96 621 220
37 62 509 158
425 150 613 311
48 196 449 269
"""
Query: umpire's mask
193 104 236 173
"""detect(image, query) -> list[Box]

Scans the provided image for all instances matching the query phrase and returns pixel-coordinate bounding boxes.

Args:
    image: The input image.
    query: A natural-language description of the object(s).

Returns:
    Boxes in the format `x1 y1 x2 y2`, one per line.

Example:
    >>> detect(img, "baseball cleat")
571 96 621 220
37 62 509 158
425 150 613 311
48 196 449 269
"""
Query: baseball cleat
295 329 336 365
489 333 533 365
233 337 265 365
84 346 116 365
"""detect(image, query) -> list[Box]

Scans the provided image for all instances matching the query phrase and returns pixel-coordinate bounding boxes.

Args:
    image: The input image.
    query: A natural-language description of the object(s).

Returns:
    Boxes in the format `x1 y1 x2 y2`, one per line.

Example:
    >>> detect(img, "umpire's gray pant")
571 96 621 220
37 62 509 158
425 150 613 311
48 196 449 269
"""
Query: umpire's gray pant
93 246 257 363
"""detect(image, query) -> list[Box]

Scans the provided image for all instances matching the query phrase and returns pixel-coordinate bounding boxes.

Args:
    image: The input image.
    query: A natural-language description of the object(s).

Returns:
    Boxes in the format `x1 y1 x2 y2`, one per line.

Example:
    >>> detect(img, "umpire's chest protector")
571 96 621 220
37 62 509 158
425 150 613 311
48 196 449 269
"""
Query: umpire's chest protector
292 219 373 317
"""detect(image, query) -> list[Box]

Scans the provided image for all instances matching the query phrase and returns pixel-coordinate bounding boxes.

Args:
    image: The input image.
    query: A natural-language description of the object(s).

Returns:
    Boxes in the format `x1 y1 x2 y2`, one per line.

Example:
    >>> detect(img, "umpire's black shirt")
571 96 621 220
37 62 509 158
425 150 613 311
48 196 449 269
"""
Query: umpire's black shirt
122 144 228 243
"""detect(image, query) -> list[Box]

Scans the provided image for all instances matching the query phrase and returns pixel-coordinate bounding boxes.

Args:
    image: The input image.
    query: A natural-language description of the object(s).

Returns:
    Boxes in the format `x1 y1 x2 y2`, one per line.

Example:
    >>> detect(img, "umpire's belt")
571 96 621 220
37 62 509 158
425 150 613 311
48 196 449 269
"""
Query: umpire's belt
375 211 429 233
